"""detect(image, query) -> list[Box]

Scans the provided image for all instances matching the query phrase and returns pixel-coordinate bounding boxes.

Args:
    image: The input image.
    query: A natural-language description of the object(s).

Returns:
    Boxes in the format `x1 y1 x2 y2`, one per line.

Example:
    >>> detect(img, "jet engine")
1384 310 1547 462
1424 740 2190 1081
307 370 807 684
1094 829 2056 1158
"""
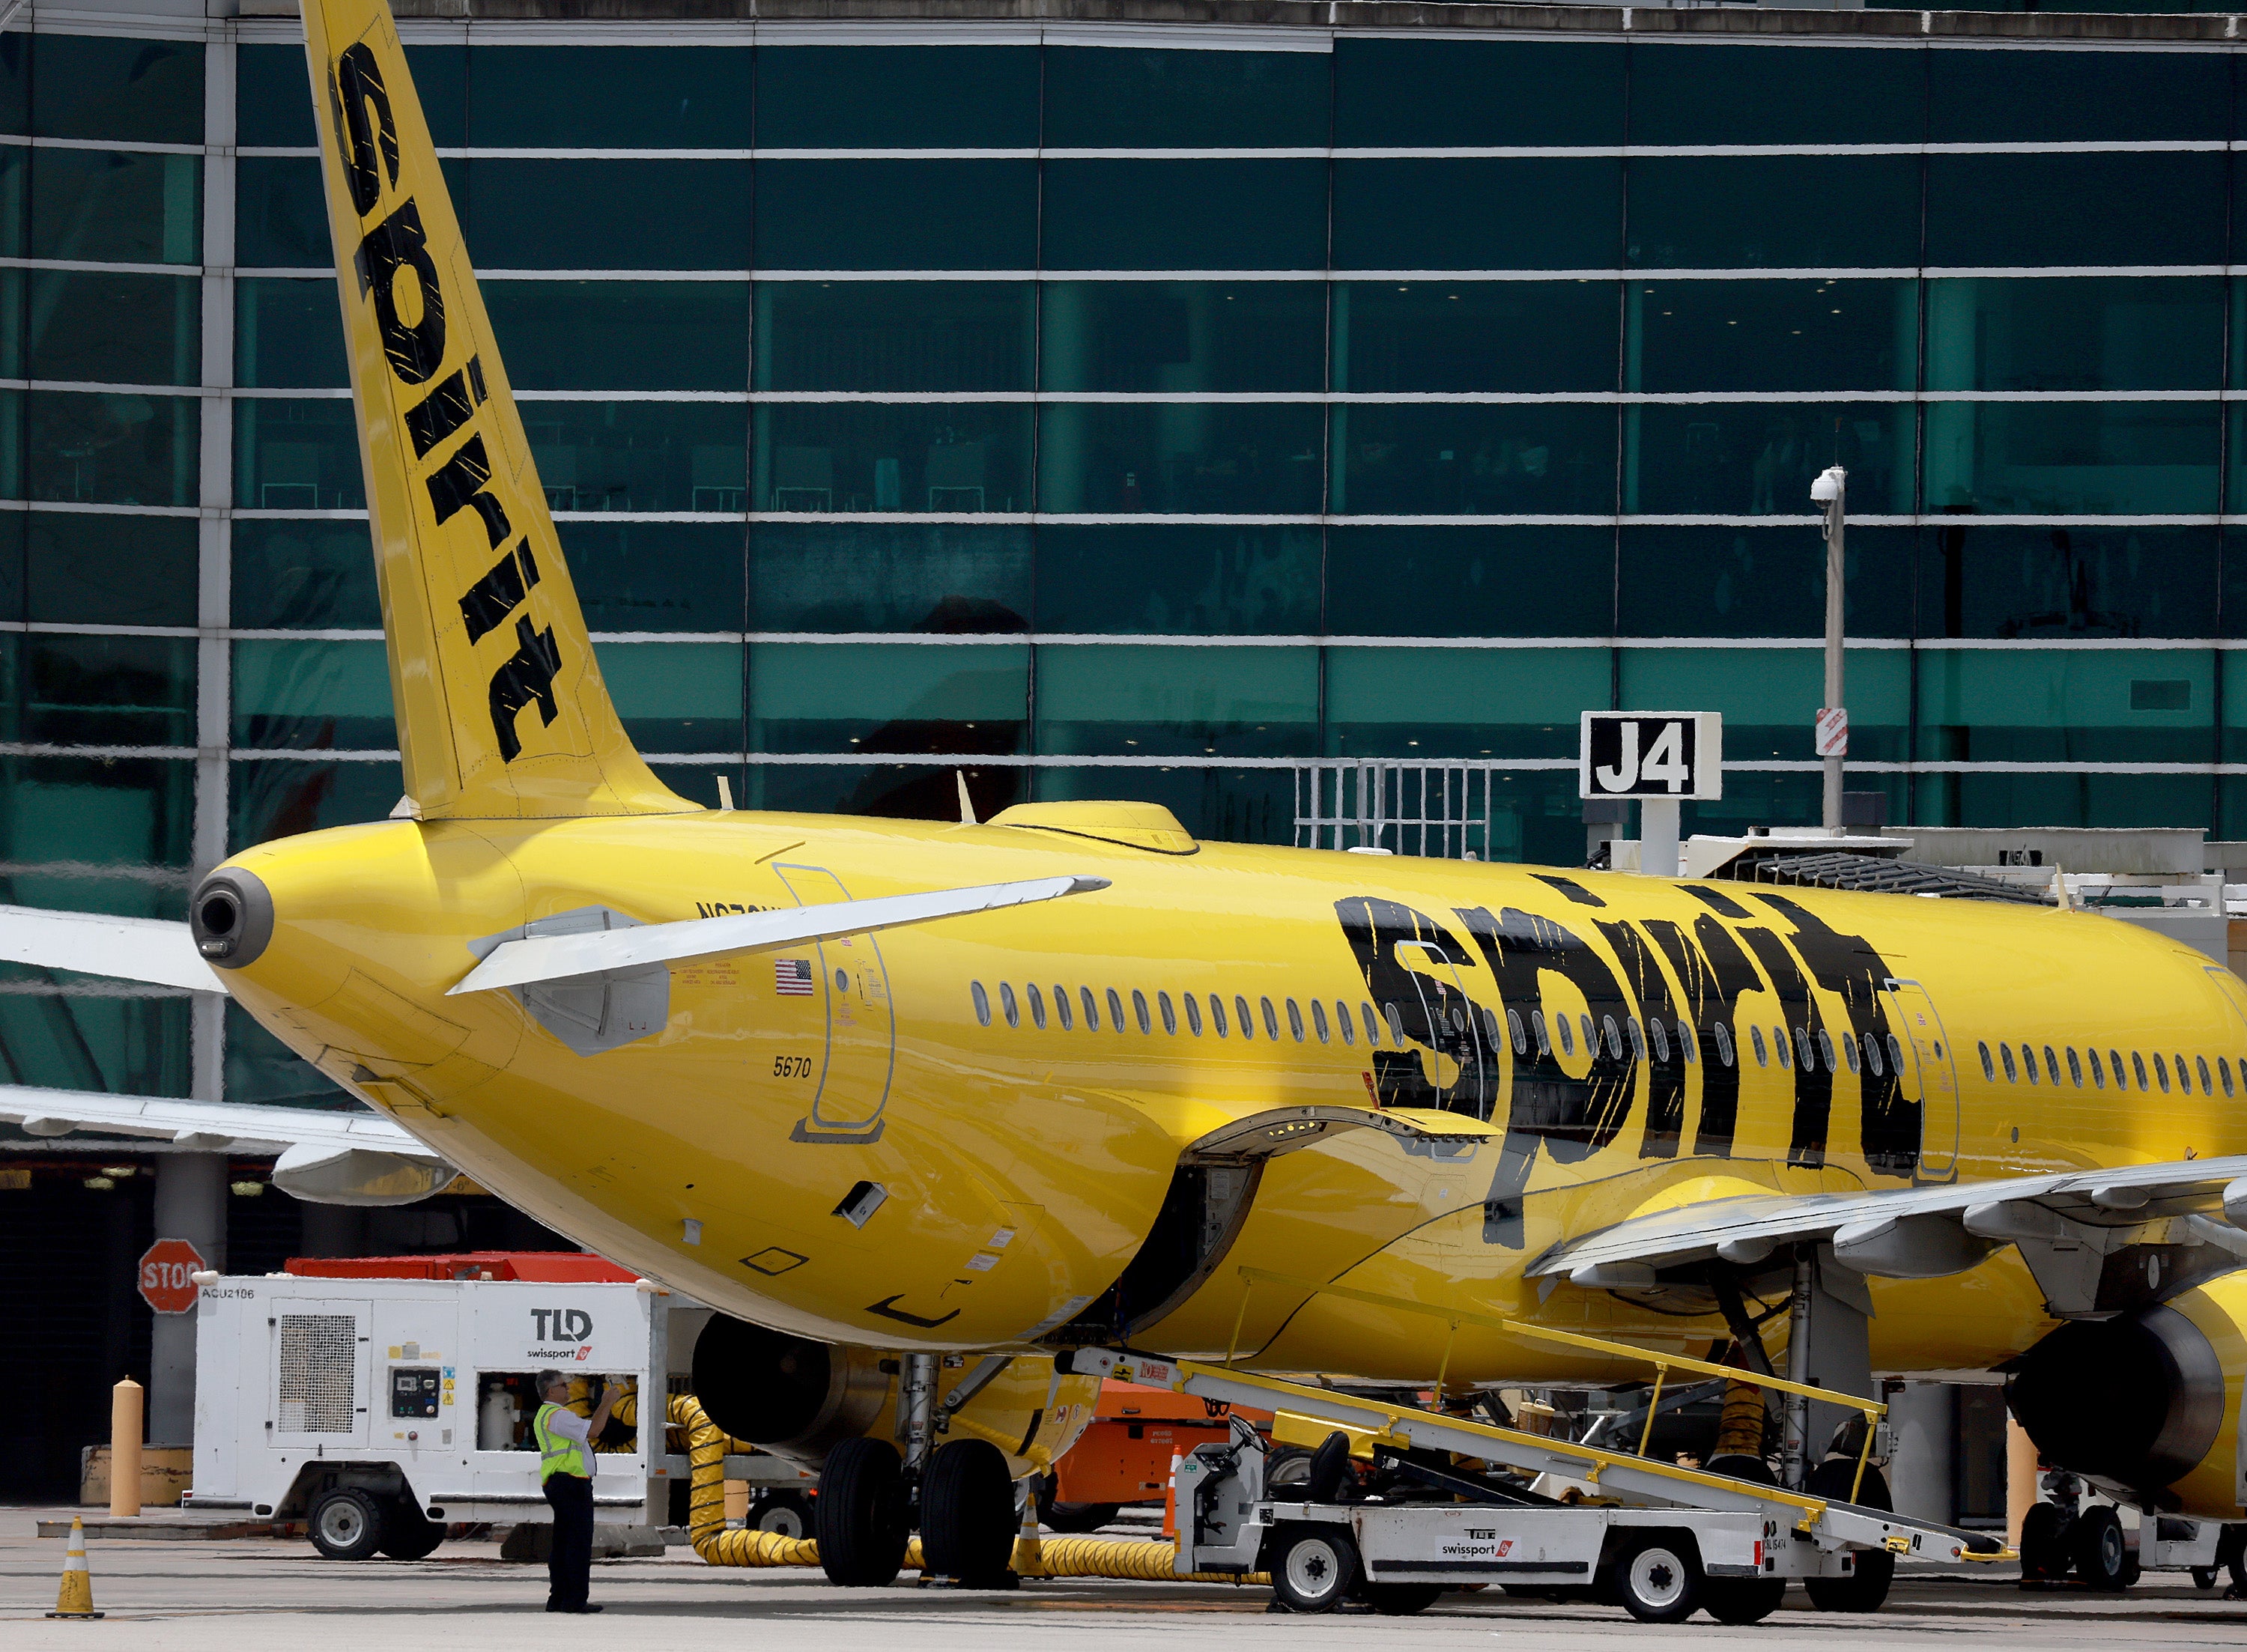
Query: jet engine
2006 1272 2247 1515
691 1315 1099 1475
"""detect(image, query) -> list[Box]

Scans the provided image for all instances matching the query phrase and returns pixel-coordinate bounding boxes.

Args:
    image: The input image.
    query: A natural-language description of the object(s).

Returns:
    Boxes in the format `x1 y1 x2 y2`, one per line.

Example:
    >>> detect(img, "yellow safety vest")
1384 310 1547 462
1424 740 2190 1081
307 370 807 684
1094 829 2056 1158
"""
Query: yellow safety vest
533 1402 588 1482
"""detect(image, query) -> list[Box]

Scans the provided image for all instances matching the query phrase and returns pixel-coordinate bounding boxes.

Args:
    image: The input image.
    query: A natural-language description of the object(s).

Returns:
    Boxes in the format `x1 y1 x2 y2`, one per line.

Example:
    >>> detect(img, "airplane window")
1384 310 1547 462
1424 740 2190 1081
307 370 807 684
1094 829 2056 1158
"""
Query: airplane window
1210 994 1228 1036
1132 990 1152 1034
2066 1047 2082 1087
2221 1057 2235 1097
2198 1055 2213 1093
1624 1016 1646 1060
2043 1047 2060 1085
2022 1044 2038 1085
1262 998 1281 1040
1603 1015 1624 1060
1842 1033 1861 1075
1159 991 1177 1035
1713 1021 1734 1067
971 981 991 1027
2087 1047 2104 1088
1774 1028 1793 1070
1081 986 1100 1030
1556 1014 1576 1057
2131 1051 2148 1090
1311 1000 1329 1042
1979 1042 1995 1081
2154 1052 2172 1093
1336 1000 1353 1045
1887 1033 1904 1072
1998 1043 2015 1082
1530 1009 1552 1057
1000 983 1020 1028
1678 1021 1697 1064
1505 1008 1525 1054
2111 1048 2127 1089
1287 999 1306 1042
1108 988 1126 1030
2171 1053 2190 1094
1580 1014 1597 1057
1647 1017 1669 1063
1238 995 1257 1040
1388 1003 1408 1045
1361 1003 1380 1045
1482 1006 1502 1048
1054 986 1073 1031
1816 1029 1837 1073
1864 1033 1883 1078
1028 983 1046 1030
1749 1025 1768 1067
1184 993 1202 1036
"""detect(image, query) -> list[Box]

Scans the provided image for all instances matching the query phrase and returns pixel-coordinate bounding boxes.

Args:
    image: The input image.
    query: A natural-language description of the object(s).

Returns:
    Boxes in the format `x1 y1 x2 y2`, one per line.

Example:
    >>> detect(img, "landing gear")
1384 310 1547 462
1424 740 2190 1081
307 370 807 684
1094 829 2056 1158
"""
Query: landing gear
2019 1501 2072 1582
816 1436 909 1586
1802 1463 1893 1612
2072 1504 2138 1591
919 1439 1016 1586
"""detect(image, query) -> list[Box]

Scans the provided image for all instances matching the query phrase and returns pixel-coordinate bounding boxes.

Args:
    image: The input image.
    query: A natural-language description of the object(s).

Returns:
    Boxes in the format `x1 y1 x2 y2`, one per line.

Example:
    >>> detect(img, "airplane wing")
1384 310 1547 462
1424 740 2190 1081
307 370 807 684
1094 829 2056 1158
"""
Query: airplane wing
452 873 1111 995
1529 1156 2247 1320
0 905 219 992
0 1085 457 1206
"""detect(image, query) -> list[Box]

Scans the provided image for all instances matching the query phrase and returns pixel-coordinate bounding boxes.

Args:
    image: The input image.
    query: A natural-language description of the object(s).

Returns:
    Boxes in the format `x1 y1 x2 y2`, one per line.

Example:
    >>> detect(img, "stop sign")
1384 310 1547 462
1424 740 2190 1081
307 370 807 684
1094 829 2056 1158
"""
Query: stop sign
138 1239 205 1315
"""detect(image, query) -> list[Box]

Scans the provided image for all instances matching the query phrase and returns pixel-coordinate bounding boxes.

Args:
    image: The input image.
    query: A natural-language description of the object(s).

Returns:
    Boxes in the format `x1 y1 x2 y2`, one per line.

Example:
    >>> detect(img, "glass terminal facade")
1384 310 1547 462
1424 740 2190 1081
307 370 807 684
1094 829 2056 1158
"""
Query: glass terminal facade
6 7 2247 1100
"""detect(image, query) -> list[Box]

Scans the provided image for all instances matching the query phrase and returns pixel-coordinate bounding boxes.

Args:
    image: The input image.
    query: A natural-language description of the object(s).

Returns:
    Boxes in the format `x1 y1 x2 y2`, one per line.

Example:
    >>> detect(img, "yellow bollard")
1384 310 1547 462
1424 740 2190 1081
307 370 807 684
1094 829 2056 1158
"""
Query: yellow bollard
46 1513 103 1619
109 1379 143 1519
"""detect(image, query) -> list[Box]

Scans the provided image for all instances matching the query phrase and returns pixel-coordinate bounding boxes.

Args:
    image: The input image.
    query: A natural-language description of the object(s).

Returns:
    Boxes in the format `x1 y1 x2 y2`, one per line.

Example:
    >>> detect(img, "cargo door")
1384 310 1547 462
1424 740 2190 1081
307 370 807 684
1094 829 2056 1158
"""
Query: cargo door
774 864 896 1144
1395 939 1497 1118
1881 980 1959 1182
269 1299 372 1452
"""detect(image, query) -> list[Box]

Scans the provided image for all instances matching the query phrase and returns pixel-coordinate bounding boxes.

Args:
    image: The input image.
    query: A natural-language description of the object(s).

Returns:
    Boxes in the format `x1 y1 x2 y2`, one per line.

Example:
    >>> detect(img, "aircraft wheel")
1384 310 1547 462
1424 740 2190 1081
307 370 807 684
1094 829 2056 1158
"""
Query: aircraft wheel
2072 1505 2135 1591
2192 1567 2219 1590
377 1501 444 1560
816 1436 908 1587
1802 1463 1893 1612
308 1487 386 1561
1270 1525 1359 1613
1362 1582 1443 1615
2019 1501 2072 1582
919 1439 1016 1585
1703 1577 1785 1624
750 1490 813 1538
1610 1532 1702 1624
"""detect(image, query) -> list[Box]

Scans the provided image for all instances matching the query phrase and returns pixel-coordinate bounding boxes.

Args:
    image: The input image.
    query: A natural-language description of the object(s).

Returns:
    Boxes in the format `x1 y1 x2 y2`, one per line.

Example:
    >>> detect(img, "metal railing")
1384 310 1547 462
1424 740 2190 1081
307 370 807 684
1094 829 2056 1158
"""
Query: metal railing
1292 761 1508 860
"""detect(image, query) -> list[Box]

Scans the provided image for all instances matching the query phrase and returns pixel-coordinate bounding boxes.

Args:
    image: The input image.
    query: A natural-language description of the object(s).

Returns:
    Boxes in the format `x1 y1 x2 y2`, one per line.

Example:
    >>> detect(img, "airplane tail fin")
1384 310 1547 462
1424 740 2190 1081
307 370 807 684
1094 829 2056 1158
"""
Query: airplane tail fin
302 0 691 821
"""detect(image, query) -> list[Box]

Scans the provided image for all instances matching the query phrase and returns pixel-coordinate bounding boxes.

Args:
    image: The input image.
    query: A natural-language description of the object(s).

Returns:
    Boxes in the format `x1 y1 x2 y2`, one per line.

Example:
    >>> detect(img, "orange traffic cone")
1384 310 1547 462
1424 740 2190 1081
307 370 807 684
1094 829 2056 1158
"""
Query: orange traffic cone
47 1513 103 1619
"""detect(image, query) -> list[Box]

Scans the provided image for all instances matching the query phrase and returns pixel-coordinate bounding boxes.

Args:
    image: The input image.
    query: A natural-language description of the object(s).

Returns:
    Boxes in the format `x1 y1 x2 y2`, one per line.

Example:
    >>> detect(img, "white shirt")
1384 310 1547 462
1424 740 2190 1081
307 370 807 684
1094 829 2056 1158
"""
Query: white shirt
541 1401 596 1477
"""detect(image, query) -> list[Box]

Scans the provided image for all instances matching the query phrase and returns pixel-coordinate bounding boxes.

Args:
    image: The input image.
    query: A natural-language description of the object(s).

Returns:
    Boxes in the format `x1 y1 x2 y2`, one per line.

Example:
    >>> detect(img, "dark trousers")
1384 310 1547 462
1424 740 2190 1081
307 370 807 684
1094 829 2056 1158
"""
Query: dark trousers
543 1473 594 1609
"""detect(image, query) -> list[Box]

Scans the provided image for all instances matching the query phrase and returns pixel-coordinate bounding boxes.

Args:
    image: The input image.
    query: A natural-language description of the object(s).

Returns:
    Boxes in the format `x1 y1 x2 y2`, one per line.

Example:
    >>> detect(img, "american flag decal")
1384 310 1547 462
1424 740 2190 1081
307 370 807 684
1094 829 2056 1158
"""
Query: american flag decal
775 959 815 997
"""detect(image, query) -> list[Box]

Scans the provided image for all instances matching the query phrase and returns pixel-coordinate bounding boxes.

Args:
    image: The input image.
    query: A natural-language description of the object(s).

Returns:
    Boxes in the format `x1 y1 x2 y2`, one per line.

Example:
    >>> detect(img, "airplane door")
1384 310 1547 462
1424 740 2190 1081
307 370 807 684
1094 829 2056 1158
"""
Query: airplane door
1881 980 1959 1182
2202 965 2247 1042
775 864 896 1144
1396 940 1496 1117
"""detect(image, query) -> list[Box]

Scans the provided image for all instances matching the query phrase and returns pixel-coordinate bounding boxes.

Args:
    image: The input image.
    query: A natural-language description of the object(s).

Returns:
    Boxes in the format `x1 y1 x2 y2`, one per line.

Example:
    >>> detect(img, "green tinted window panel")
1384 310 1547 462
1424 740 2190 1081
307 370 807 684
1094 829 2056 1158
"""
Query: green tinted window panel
1292 762 1587 863
34 35 201 145
1041 282 1325 394
1034 524 1320 635
0 511 19 621
16 269 201 386
753 403 1031 514
229 759 404 858
404 46 467 148
1929 47 2228 144
1947 771 2211 835
1332 39 1624 147
1331 404 1617 517
598 640 745 753
0 984 189 1094
1928 154 2226 268
749 640 1029 753
31 149 198 264
741 760 1025 821
0 756 192 917
568 521 745 635
232 638 394 750
1324 526 1614 639
1926 401 2219 515
237 43 316 147
1033 763 1298 849
231 517 380 630
464 160 751 270
1627 279 1917 395
1335 282 1617 395
0 148 20 258
1627 43 1923 146
1043 47 1329 148
1324 646 1610 760
224 999 351 1107
1332 160 1622 273
1037 403 1324 515
485 282 750 392
1041 160 1327 272
1917 524 2213 641
237 157 328 268
1626 157 1918 270
1916 648 2215 765
234 398 364 511
1685 771 1858 840
755 282 1034 392
756 161 1035 271
19 633 195 747
466 46 753 148
1618 524 1914 640
1624 403 1913 517
1622 646 1909 763
753 46 1039 148
1925 277 2223 393
748 522 1030 634
2217 655 2247 754
28 390 195 507
0 34 23 134
1034 643 1317 758
29 512 195 627
237 277 348 389
521 402 747 514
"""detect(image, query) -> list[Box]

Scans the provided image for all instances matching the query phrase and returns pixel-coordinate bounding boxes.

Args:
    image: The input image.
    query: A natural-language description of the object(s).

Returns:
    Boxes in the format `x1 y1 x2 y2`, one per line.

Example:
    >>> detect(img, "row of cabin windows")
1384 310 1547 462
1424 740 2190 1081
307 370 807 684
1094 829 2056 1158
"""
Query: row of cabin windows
971 980 1399 1045
1977 1039 2238 1099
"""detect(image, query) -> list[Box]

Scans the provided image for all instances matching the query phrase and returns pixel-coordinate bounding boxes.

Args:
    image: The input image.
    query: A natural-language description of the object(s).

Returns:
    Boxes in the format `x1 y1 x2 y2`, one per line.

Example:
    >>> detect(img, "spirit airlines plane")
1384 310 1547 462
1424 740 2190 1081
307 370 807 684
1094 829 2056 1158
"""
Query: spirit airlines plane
10 0 2247 1598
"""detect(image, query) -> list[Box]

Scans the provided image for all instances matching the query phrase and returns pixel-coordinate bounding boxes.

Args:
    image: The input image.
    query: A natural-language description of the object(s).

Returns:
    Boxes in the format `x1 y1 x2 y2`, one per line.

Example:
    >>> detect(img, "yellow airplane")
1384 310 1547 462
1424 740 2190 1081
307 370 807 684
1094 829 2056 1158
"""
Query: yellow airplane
8 0 2247 1606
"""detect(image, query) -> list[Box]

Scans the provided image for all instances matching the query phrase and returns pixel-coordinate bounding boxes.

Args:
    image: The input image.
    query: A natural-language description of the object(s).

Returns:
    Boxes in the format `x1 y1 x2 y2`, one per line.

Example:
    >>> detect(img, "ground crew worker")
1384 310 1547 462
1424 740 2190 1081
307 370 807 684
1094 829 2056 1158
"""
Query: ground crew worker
533 1370 622 1613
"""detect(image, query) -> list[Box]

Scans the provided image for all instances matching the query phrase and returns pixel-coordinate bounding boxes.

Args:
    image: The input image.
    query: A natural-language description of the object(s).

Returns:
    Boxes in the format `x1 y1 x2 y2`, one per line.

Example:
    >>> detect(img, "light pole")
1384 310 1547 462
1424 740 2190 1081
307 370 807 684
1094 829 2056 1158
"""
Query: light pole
1811 466 1847 832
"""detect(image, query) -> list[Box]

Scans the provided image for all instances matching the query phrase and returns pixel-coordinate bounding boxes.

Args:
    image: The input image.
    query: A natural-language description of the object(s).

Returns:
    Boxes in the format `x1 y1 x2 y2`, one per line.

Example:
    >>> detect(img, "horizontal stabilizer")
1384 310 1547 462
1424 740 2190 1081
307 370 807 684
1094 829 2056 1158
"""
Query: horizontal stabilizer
451 874 1110 996
0 905 219 993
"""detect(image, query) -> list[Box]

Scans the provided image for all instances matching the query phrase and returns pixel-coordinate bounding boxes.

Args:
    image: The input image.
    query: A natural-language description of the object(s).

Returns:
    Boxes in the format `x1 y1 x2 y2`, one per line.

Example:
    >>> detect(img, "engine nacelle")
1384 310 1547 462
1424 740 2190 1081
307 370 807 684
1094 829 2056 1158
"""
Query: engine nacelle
2006 1272 2247 1514
691 1316 1099 1475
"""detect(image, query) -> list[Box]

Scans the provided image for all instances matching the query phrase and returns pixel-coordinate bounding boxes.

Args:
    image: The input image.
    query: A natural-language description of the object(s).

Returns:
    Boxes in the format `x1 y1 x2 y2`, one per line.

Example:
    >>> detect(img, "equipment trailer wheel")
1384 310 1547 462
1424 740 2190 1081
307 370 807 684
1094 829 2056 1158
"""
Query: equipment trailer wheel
1363 1582 1443 1615
750 1491 813 1538
308 1487 387 1561
1270 1525 1359 1613
2072 1505 2135 1591
816 1436 909 1587
919 1439 1016 1585
1802 1463 1894 1612
377 1503 444 1561
1703 1578 1784 1624
1610 1533 1703 1624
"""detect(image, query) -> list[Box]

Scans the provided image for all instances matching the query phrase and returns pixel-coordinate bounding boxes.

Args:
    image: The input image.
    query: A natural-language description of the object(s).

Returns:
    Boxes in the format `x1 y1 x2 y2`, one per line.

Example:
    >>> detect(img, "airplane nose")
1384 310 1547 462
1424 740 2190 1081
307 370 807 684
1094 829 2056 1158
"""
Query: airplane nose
191 867 276 968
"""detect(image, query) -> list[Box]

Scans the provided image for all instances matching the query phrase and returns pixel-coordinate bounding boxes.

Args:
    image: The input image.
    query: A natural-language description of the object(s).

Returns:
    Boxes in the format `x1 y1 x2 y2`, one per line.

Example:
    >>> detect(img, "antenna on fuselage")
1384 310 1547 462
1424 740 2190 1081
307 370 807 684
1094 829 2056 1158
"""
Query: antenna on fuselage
956 771 977 826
